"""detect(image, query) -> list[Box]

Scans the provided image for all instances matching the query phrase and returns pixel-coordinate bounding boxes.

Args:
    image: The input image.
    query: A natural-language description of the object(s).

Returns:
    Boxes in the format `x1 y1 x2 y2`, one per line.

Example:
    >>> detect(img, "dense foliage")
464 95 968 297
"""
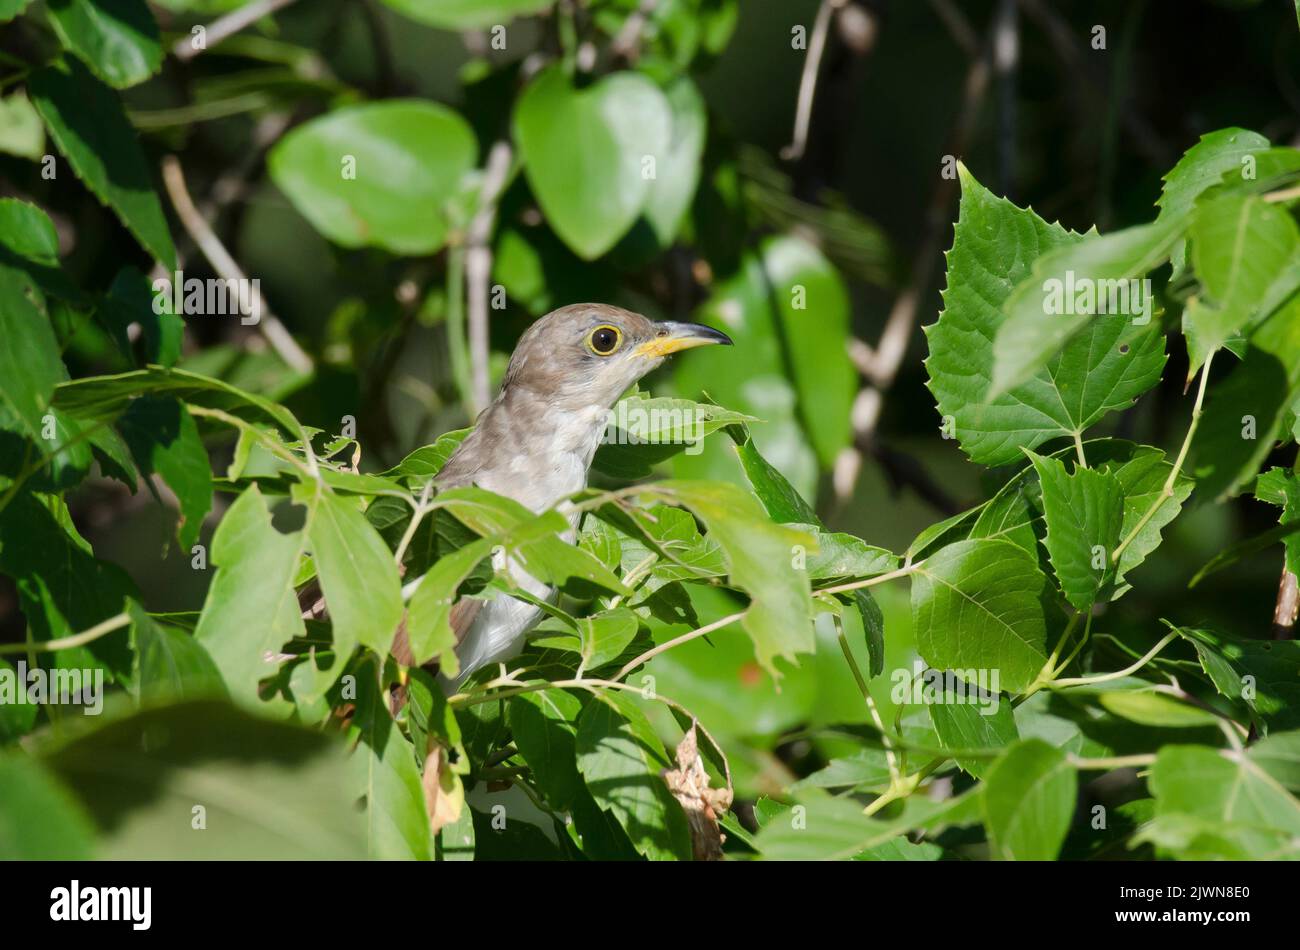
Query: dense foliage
2 0 1300 861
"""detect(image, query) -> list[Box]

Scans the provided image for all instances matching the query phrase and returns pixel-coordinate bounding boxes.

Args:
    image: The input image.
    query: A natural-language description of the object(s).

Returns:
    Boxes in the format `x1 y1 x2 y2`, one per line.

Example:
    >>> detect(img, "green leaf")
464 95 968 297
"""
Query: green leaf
269 100 477 255
0 263 65 440
991 213 1182 399
1184 193 1300 373
911 538 1050 694
43 701 369 858
1249 730 1300 792
46 0 161 90
194 486 305 704
406 536 493 673
1255 467 1300 577
754 788 983 860
796 525 898 581
346 655 433 860
983 739 1076 860
1191 296 1300 499
643 76 706 245
1172 624 1300 734
118 395 212 550
0 0 34 24
0 755 97 859
28 57 175 268
1159 128 1273 220
1147 744 1300 860
96 266 185 367
1028 451 1124 609
0 492 135 678
733 425 818 524
380 0 553 29
509 689 583 810
514 65 670 259
592 392 757 478
384 428 471 480
130 603 225 702
766 234 856 466
646 481 815 678
929 692 1018 779
1096 690 1220 728
0 659 37 742
0 92 44 159
575 691 691 861
926 167 1166 466
294 483 404 658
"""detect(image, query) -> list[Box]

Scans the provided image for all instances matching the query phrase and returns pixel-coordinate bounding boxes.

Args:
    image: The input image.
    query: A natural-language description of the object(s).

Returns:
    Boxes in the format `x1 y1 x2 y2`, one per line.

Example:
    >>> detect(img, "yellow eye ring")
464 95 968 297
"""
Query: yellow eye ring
586 324 622 356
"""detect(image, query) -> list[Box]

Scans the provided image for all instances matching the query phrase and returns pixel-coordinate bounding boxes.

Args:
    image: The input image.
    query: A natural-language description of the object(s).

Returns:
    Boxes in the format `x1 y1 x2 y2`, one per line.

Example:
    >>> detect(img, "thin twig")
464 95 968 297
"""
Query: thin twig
781 0 850 161
466 141 515 414
173 0 300 62
161 155 314 375
0 611 131 655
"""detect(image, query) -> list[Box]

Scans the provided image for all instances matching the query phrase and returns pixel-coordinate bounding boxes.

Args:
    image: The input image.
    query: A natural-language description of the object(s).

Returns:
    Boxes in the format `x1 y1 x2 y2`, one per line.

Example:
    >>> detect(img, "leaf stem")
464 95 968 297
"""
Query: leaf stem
833 614 901 786
1048 629 1179 688
1111 349 1213 564
1073 431 1088 468
0 611 131 656
819 562 918 596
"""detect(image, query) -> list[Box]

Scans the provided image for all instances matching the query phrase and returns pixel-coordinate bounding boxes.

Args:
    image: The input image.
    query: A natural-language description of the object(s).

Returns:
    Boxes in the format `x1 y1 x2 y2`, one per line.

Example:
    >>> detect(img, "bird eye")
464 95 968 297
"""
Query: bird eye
586 325 622 356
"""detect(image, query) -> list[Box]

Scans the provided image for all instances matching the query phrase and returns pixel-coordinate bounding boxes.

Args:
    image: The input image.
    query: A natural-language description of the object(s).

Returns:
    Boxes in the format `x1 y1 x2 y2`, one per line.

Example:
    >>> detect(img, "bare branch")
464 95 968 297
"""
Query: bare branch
161 155 314 375
1273 567 1298 640
781 0 853 162
466 141 516 413
173 0 300 62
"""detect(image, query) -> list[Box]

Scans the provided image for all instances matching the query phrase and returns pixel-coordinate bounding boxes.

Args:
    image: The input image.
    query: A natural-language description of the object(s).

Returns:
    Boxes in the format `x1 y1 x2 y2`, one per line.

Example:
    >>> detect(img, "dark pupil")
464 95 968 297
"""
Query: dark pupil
592 328 617 353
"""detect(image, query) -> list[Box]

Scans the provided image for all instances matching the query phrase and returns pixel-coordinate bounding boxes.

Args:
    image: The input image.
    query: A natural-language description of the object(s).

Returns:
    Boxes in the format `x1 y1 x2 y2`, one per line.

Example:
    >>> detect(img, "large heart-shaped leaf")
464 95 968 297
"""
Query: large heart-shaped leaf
269 100 477 255
514 65 670 259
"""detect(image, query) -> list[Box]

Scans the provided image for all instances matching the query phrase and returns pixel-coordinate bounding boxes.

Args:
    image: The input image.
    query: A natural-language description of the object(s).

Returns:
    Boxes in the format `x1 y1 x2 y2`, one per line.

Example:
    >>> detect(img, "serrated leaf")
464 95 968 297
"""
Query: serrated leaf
194 486 305 704
294 482 404 658
1184 193 1300 374
911 538 1050 693
269 100 477 255
926 167 1167 466
575 691 691 861
1191 296 1300 499
0 94 44 159
509 689 583 811
406 536 493 673
983 739 1075 860
118 395 212 550
0 263 65 440
1172 624 1300 734
990 210 1181 398
130 603 224 703
1028 451 1124 609
347 655 433 860
929 691 1018 779
46 0 161 90
28 57 174 268
592 392 757 478
1147 744 1300 860
1255 466 1300 577
645 480 816 678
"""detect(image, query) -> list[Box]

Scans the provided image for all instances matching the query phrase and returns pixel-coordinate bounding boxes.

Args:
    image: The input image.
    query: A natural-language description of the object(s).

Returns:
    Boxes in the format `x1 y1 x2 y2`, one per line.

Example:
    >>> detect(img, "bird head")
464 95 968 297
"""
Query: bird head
499 303 733 412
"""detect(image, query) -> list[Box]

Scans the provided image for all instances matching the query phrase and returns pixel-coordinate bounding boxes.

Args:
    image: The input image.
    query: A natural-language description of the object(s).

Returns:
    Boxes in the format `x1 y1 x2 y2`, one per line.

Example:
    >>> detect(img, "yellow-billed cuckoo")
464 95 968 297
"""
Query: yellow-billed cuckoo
394 303 731 688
